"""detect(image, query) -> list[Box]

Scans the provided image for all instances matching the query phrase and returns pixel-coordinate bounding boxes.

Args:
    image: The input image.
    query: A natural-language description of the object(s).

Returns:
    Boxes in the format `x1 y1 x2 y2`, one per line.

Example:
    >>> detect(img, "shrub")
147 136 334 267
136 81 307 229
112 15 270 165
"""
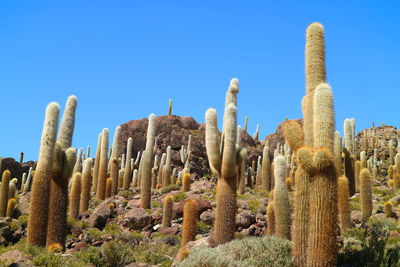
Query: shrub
178 235 293 266
75 245 104 267
173 192 187 202
101 240 135 267
338 217 400 266
161 184 180 194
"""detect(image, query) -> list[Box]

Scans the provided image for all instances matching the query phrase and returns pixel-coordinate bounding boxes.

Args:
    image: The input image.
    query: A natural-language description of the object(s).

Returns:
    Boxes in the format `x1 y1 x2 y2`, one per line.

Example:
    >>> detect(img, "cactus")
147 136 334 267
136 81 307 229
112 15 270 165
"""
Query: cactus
157 153 166 186
80 158 92 214
238 157 246 195
91 132 102 192
385 202 392 218
261 145 271 192
360 151 367 169
334 131 342 175
360 168 372 222
140 114 156 209
162 194 173 227
27 102 60 247
182 173 191 192
205 78 244 244
162 146 172 188
285 178 292 191
181 199 198 247
266 200 275 235
343 148 356 196
180 135 192 165
110 126 121 195
6 198 16 218
123 137 133 189
8 180 16 200
23 167 33 193
69 172 81 219
344 119 353 154
130 169 138 188
338 176 352 232
118 169 124 189
46 96 77 249
73 148 83 174
97 128 109 200
247 167 252 189
21 173 26 191
168 99 172 116
256 156 262 186
253 124 259 141
0 170 11 217
244 116 248 132
355 160 361 191
171 168 177 185
105 177 112 198
273 155 291 240
393 173 400 189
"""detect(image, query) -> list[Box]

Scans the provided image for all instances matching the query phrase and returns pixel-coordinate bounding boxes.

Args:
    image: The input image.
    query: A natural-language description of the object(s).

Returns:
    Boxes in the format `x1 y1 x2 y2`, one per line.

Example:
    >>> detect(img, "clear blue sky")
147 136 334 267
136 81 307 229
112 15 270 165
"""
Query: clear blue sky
1 1 399 161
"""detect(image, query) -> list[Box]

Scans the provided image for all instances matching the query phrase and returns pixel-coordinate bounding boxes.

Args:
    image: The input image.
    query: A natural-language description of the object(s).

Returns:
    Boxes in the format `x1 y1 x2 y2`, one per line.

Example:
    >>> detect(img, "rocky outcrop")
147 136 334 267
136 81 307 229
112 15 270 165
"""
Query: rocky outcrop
356 125 399 157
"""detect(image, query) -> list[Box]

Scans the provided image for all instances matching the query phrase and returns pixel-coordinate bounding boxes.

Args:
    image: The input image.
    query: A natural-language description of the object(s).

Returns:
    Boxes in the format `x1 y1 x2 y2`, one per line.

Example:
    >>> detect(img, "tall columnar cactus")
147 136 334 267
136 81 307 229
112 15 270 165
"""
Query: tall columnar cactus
97 128 109 200
355 160 361 190
131 169 138 188
334 131 342 175
168 99 172 116
338 176 352 232
344 148 356 196
273 155 291 240
181 199 198 247
6 198 16 218
46 95 77 249
360 168 372 222
8 180 16 200
205 78 244 244
110 126 121 195
69 172 81 219
73 148 83 174
295 82 337 266
91 132 102 192
266 200 275 235
23 167 33 193
27 102 60 247
118 169 124 189
0 170 11 217
140 114 156 209
162 194 173 227
162 146 172 188
151 155 158 189
244 116 248 132
182 173 191 192
80 158 92 213
256 156 262 187
253 124 259 141
157 153 166 186
105 177 112 198
123 137 133 189
344 119 353 155
360 151 367 169
261 145 271 192
385 202 392 218
21 173 26 191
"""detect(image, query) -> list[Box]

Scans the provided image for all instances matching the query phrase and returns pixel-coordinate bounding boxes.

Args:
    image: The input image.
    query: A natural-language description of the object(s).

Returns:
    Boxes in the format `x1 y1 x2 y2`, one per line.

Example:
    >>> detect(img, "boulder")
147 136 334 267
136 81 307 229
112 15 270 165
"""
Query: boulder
123 208 152 230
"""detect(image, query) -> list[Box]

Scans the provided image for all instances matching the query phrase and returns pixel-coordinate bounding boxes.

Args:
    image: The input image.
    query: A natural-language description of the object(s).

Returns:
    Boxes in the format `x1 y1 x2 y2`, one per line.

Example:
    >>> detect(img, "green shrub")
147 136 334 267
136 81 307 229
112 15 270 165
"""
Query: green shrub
161 184 180 194
87 228 102 241
178 235 293 266
173 192 187 202
75 246 104 267
338 217 400 266
118 190 133 199
101 240 135 267
17 215 29 228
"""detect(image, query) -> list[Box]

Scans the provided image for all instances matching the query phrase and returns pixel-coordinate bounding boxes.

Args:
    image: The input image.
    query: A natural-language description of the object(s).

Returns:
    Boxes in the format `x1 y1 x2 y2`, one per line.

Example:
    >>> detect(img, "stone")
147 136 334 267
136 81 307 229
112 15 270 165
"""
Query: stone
123 208 152 230
0 250 31 265
200 210 215 225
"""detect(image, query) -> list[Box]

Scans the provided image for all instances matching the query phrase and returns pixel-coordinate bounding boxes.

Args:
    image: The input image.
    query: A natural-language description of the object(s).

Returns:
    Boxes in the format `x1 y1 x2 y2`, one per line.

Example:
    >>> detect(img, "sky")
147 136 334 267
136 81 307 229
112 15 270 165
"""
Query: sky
0 1 399 161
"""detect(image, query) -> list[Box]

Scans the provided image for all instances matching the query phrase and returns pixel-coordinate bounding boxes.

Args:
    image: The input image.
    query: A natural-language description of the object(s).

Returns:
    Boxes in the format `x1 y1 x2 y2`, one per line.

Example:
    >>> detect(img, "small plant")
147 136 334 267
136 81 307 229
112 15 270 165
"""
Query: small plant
173 192 187 202
101 240 135 267
161 184 180 194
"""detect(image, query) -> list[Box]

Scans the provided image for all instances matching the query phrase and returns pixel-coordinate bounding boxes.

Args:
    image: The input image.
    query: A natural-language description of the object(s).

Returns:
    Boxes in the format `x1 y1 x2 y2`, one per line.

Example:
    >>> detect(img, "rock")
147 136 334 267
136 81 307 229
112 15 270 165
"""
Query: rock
15 193 30 216
238 211 256 224
72 242 88 252
0 226 13 242
200 210 215 225
173 198 212 218
0 250 31 266
236 214 251 228
172 236 217 266
161 235 179 246
87 202 112 230
127 199 141 209
124 262 158 267
158 226 179 235
123 208 152 230
356 125 398 158
1 158 35 189
351 210 362 224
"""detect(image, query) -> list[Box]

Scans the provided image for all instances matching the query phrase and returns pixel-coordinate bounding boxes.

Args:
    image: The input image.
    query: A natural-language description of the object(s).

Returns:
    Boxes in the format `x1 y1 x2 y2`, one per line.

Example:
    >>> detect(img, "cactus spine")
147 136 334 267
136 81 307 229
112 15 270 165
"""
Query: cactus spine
338 176 351 232
80 158 92 213
162 194 173 227
91 132 102 192
140 114 156 209
110 126 121 195
360 168 372 222
181 199 198 247
205 78 243 245
0 170 11 217
27 102 60 247
273 155 291 240
69 172 81 219
97 128 109 200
